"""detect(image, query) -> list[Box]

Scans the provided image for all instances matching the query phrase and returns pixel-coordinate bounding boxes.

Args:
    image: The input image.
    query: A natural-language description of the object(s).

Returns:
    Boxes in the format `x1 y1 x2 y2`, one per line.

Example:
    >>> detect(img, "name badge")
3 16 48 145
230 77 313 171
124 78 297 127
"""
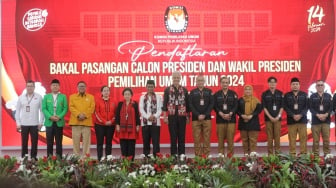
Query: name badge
294 104 298 110
273 105 277 111
200 99 204 106
223 104 227 110
319 105 324 111
175 100 179 105
26 106 30 112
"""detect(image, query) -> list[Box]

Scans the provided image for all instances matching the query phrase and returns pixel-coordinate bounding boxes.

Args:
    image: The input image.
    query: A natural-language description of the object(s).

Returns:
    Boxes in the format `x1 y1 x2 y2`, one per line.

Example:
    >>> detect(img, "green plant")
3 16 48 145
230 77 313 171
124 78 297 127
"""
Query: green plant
270 162 298 188
0 153 335 187
0 155 17 176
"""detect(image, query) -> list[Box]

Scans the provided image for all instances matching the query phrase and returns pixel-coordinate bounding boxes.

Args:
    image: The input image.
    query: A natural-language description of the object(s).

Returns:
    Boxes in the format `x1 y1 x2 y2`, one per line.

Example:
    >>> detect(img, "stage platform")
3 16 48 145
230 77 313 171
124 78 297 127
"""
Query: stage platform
1 142 335 159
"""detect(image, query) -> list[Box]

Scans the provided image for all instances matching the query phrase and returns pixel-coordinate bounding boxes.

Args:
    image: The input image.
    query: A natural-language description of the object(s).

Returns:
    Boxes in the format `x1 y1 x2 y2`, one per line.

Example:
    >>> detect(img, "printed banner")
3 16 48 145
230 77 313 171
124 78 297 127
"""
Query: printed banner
1 0 335 146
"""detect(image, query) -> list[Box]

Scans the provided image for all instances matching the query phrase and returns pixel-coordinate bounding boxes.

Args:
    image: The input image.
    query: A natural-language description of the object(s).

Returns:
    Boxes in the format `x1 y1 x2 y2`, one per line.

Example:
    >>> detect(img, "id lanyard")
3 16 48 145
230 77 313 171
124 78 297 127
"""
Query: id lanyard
222 91 228 111
272 93 277 111
293 94 298 110
26 94 35 112
124 102 130 120
199 90 204 106
319 94 324 111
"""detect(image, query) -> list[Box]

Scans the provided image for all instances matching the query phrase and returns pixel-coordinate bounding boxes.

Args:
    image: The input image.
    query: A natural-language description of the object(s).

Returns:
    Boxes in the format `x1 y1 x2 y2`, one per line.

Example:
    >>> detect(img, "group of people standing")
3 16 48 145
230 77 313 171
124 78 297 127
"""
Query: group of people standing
14 72 336 161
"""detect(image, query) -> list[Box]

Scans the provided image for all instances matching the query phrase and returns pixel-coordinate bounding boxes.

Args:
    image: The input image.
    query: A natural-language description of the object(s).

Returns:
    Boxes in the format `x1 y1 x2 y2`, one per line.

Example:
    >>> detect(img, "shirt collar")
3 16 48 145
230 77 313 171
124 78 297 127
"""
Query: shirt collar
77 92 86 97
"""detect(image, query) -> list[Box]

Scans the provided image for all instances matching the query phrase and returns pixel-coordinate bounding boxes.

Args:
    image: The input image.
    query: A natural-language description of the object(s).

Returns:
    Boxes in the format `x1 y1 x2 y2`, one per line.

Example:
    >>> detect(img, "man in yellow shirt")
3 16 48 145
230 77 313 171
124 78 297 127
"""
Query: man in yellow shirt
69 81 95 156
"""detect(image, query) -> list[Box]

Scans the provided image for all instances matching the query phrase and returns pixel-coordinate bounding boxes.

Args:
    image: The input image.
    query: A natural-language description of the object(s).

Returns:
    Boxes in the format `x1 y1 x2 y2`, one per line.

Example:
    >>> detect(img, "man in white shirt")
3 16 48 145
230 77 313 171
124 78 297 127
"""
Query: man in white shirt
15 80 44 160
139 80 162 157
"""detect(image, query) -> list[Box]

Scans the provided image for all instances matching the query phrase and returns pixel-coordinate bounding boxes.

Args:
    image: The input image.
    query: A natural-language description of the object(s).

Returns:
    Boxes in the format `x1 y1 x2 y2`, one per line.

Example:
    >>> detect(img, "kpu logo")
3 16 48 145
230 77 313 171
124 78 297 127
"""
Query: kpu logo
164 6 188 33
23 8 48 31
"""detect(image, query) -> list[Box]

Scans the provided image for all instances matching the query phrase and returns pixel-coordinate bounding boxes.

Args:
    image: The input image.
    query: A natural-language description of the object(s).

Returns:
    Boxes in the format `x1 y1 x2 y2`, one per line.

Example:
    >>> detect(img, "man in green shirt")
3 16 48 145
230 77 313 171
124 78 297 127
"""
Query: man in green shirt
42 79 68 157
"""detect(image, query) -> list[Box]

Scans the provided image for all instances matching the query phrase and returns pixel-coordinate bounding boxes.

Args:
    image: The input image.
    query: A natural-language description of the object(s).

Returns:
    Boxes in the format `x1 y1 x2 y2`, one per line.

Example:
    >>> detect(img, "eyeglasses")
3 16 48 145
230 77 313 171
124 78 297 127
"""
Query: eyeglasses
317 84 324 86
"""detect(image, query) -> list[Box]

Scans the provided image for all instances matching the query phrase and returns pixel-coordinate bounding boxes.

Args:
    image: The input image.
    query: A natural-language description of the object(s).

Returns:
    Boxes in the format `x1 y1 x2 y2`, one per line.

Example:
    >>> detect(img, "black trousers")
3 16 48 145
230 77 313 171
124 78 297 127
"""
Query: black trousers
120 139 136 159
95 124 115 160
21 126 38 159
46 122 63 157
142 125 160 156
168 115 187 155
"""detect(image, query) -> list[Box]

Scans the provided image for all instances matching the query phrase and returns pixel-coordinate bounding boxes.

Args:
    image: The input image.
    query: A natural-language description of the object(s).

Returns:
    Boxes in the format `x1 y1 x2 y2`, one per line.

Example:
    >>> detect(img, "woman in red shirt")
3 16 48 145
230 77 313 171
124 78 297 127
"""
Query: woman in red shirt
115 88 140 159
94 86 117 161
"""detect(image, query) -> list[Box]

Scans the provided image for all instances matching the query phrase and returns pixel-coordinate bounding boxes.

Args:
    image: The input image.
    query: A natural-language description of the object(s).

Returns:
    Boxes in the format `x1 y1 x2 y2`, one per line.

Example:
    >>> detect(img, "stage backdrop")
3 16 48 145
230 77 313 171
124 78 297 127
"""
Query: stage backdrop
2 0 336 147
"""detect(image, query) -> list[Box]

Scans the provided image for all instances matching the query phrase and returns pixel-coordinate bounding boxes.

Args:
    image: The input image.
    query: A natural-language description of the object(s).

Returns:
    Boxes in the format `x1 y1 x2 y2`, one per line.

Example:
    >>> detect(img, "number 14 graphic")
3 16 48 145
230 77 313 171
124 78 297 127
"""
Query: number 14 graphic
307 5 325 24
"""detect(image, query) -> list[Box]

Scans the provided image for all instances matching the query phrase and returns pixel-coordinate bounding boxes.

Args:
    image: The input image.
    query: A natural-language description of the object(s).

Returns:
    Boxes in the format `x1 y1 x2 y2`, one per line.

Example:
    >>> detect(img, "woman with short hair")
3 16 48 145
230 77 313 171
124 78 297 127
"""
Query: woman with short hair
115 88 141 159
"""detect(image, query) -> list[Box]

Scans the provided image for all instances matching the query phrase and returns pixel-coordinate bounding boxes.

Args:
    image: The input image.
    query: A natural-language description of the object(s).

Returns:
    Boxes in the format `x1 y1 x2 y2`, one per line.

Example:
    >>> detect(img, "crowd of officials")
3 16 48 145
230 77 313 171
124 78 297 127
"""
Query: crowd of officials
14 71 336 160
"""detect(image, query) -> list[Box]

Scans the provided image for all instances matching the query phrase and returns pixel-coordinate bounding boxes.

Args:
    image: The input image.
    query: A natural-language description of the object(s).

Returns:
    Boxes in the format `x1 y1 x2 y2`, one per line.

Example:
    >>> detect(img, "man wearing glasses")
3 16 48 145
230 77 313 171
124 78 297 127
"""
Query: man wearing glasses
189 75 214 157
69 81 95 157
261 76 284 155
309 80 333 156
213 76 238 157
162 71 190 156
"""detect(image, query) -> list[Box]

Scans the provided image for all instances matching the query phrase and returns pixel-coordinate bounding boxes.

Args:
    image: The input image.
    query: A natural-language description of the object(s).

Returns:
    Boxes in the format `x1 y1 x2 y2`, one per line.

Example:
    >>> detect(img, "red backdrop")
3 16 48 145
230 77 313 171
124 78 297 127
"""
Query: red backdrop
1 0 335 146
